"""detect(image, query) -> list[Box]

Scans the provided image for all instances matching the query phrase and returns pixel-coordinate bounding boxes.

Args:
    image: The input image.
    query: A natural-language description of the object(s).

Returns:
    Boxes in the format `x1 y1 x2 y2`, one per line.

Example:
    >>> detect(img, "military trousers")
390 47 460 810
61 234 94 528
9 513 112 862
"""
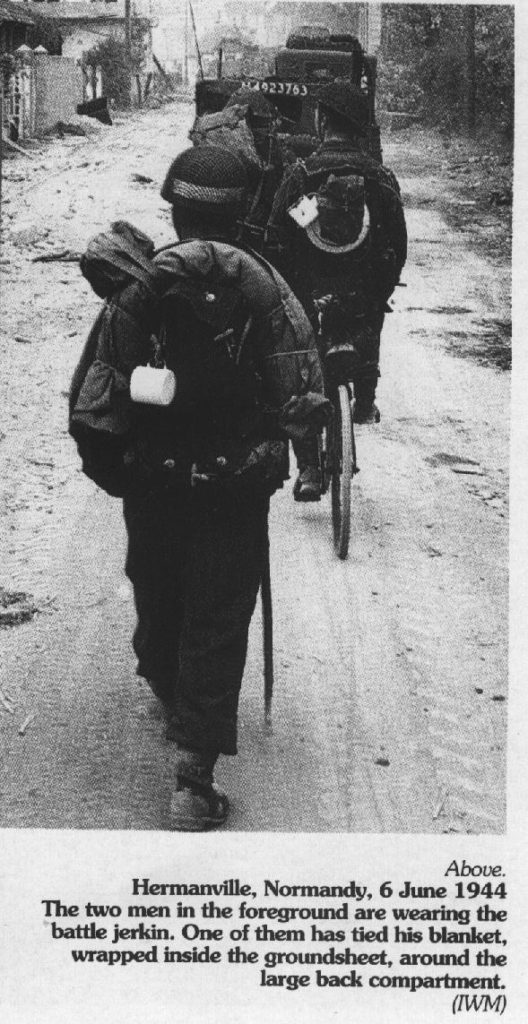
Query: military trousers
123 474 269 757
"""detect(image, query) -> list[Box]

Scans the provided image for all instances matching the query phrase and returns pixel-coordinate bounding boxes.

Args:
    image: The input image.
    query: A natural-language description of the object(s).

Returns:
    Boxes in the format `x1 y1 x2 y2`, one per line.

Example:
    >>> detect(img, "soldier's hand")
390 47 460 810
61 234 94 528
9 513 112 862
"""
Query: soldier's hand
279 394 332 439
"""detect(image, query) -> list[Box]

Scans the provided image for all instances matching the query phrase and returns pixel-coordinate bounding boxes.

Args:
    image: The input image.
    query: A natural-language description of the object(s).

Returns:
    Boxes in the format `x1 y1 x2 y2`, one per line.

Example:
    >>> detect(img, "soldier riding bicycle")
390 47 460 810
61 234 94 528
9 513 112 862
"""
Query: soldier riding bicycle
266 81 407 501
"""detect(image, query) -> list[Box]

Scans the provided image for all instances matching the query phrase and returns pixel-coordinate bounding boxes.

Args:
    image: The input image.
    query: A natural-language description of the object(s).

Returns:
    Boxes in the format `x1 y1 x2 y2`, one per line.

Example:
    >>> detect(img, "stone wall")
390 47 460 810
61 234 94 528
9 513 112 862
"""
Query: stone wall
33 54 83 135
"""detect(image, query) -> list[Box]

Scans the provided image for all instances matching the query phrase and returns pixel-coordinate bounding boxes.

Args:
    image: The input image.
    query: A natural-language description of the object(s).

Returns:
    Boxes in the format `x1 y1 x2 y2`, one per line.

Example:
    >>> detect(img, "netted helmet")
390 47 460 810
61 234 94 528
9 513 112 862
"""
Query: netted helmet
161 145 250 217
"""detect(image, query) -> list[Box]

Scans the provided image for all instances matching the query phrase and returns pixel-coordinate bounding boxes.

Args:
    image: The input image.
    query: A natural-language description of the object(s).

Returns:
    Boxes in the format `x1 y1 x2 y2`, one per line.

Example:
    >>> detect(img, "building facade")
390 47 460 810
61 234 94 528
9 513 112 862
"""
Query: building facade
0 0 33 54
20 1 153 67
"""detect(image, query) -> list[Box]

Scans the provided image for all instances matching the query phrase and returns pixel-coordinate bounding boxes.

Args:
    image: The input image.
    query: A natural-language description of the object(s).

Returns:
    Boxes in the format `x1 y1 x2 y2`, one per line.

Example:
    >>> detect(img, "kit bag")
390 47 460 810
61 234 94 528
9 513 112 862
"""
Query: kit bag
69 224 287 496
301 165 400 301
189 105 262 184
150 266 287 494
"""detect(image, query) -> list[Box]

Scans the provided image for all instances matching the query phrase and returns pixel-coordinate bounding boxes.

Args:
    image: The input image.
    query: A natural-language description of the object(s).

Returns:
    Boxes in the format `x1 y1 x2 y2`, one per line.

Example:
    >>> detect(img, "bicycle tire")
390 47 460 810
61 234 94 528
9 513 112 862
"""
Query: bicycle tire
331 383 355 559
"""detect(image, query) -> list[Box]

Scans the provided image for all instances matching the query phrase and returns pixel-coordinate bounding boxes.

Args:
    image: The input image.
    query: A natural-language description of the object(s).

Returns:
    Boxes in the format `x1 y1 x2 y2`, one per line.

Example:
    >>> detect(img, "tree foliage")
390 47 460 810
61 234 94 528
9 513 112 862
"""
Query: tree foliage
378 5 514 139
84 35 132 106
84 24 148 107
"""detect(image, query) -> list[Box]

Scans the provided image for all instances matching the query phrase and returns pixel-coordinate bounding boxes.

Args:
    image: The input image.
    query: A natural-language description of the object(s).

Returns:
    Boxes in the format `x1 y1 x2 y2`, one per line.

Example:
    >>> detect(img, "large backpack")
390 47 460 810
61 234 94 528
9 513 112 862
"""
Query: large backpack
189 105 262 185
153 267 259 446
190 104 285 249
268 156 402 309
69 223 286 496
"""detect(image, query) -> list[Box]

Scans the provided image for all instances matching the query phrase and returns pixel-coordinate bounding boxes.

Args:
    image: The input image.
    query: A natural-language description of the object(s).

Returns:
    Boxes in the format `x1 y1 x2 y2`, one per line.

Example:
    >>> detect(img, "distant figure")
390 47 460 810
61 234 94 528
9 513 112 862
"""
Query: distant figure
190 88 285 254
224 88 286 252
269 82 407 500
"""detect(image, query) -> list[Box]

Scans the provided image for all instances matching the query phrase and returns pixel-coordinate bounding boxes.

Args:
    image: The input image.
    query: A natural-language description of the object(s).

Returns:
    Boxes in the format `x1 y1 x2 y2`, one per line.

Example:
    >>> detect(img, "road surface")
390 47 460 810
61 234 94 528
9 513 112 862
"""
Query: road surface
0 103 509 833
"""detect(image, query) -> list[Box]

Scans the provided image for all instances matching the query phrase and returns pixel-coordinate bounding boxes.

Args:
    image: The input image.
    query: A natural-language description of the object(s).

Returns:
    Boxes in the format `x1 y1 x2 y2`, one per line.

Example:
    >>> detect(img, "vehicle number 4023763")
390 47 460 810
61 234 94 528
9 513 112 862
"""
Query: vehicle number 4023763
455 882 507 899
240 79 308 97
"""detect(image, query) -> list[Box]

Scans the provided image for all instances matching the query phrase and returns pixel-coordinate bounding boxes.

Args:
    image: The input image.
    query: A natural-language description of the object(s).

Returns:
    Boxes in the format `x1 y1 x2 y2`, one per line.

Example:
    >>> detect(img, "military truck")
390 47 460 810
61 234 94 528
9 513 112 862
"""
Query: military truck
195 30 381 162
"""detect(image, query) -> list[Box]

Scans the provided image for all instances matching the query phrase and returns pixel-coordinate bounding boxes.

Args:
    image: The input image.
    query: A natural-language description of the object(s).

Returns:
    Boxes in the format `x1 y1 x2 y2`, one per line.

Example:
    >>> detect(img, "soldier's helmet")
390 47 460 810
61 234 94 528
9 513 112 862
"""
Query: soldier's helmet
316 81 369 135
161 146 250 218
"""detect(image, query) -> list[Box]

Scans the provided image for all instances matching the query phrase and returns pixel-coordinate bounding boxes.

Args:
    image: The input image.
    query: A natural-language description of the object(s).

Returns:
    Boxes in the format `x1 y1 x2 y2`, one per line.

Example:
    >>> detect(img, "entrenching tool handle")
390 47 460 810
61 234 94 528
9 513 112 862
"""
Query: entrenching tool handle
261 528 274 724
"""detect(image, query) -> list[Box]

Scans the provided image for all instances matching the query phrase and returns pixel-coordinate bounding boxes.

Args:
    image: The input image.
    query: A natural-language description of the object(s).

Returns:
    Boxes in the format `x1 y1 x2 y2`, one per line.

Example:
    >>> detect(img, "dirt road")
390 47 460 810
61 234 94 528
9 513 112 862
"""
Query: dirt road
0 104 509 833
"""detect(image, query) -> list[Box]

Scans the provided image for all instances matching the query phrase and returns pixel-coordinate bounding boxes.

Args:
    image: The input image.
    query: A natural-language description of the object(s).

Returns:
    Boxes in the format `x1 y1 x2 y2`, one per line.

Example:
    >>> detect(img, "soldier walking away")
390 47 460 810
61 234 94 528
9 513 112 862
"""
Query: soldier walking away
268 82 407 501
69 146 327 830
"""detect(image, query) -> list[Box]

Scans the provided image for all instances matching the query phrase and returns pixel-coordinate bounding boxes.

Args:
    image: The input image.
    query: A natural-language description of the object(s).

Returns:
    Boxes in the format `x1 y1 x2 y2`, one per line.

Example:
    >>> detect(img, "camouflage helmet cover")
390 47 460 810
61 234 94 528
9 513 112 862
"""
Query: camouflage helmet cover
161 145 250 216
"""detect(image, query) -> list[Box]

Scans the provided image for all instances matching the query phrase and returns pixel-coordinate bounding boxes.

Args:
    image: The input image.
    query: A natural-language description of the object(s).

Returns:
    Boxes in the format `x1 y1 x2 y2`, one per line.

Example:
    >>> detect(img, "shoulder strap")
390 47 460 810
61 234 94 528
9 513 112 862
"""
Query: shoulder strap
267 159 307 228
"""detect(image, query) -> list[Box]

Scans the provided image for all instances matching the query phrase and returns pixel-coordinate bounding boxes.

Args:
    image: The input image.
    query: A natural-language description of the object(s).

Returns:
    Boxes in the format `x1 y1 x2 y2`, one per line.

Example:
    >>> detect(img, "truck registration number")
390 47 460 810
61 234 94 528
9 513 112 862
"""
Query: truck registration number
240 80 309 97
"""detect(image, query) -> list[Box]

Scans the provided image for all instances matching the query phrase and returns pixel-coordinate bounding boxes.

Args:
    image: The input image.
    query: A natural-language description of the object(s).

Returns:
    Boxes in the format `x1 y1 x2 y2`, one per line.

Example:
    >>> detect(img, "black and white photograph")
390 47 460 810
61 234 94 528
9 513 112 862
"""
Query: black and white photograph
0 0 522 1020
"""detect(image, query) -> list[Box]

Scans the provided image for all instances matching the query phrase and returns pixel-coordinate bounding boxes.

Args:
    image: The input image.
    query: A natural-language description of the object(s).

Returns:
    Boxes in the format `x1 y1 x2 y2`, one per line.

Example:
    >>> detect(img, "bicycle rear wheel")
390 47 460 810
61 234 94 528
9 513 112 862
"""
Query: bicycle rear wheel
331 383 355 560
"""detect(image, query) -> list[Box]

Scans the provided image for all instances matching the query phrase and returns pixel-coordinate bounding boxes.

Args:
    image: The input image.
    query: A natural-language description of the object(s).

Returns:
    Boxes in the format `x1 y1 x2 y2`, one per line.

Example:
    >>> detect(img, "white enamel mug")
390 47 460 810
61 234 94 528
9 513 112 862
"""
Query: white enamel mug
130 365 176 406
